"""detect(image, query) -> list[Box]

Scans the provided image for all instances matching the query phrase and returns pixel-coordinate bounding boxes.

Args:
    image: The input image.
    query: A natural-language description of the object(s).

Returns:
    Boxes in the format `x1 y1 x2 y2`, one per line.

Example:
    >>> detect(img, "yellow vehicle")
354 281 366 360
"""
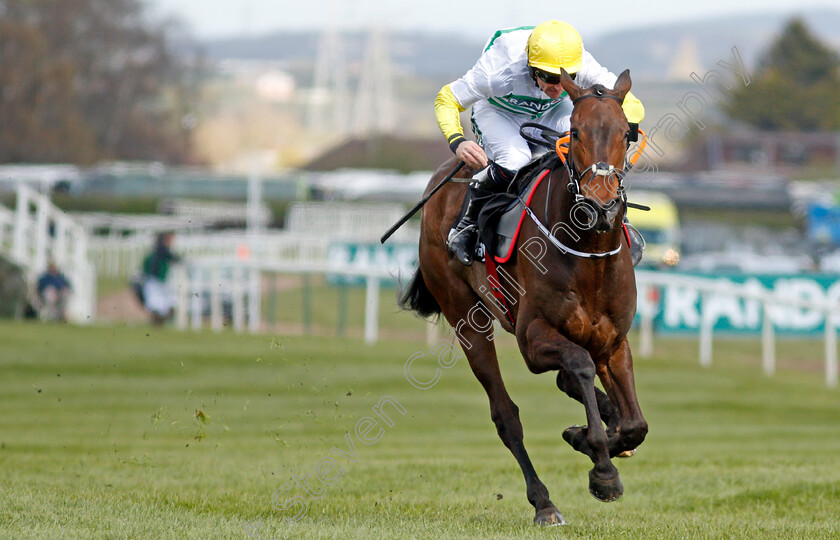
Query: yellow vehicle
627 191 681 267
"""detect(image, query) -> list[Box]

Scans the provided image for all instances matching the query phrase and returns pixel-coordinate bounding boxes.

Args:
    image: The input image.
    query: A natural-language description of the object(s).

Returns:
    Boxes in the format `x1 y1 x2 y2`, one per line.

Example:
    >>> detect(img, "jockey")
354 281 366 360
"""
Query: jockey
435 20 645 265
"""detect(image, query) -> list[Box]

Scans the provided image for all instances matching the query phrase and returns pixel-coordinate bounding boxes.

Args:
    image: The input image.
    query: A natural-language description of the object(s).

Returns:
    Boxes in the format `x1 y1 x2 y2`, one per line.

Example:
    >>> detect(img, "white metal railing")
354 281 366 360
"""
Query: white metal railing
636 270 839 388
285 201 418 242
168 259 840 389
7 184 96 322
87 231 335 279
76 213 209 278
158 198 271 228
172 258 404 344
82 201 420 279
172 262 263 336
0 203 15 254
74 212 211 237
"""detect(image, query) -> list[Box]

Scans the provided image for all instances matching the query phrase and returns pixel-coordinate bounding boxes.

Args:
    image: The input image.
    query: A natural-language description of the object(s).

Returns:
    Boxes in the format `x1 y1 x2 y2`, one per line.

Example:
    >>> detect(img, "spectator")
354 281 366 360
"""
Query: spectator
141 231 182 325
36 261 72 322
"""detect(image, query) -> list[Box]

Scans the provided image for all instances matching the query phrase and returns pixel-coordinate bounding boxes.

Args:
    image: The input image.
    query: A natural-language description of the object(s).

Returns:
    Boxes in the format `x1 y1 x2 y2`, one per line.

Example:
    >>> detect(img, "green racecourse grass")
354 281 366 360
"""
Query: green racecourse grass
2 322 840 539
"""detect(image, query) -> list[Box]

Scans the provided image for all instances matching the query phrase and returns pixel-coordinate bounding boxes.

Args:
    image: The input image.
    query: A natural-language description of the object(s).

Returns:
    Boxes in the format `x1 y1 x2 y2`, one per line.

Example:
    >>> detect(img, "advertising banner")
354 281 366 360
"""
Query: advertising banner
327 242 418 286
645 273 840 335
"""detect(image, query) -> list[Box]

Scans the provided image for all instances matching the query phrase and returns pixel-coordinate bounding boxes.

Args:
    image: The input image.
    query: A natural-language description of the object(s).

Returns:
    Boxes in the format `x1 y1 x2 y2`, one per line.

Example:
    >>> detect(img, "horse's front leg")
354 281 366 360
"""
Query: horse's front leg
596 338 648 456
521 319 623 502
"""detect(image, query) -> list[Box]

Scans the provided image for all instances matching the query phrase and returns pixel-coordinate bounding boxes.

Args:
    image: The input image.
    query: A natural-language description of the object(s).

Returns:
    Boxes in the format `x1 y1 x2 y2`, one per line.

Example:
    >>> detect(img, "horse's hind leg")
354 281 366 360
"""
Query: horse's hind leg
595 338 648 457
556 369 621 433
557 341 647 458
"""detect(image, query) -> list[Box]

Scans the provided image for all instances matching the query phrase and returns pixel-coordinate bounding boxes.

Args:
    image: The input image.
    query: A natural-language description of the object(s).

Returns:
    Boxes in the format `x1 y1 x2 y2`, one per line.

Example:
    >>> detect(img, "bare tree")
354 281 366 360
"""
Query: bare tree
0 0 196 164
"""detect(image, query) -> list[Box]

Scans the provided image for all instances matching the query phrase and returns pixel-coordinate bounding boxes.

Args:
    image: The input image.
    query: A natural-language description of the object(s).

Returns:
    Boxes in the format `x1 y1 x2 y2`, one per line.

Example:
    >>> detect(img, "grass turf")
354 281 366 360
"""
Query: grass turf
1 322 839 539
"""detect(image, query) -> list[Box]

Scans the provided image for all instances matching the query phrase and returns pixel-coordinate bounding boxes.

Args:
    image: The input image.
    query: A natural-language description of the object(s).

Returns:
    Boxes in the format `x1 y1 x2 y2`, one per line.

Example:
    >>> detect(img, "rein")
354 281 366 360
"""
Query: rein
516 92 649 259
521 200 623 259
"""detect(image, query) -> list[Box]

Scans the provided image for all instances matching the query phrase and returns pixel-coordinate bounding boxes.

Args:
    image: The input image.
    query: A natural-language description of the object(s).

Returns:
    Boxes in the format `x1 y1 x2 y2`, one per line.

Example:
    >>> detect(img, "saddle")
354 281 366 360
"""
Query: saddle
473 152 560 263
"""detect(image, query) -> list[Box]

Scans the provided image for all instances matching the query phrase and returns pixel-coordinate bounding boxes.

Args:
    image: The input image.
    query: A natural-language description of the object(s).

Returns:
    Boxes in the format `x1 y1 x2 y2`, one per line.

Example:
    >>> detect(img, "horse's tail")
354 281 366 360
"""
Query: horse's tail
398 267 441 319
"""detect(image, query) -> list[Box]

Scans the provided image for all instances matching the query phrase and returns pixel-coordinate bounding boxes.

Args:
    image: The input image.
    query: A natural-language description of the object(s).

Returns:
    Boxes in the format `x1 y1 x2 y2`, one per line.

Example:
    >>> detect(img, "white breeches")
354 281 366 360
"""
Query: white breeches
143 277 176 316
471 100 573 171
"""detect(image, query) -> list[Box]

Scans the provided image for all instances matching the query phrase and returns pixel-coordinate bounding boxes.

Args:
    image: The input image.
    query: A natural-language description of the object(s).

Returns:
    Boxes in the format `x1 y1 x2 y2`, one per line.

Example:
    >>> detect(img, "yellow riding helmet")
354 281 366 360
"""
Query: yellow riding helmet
527 20 584 75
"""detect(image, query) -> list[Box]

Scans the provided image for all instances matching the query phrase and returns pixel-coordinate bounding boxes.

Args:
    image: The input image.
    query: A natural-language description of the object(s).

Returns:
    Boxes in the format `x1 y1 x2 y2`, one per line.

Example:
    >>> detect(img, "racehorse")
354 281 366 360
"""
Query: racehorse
400 69 648 525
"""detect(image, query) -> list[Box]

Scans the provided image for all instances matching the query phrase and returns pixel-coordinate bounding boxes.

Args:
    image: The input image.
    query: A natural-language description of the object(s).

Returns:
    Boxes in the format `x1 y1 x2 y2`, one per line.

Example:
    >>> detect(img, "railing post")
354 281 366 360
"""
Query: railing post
210 267 223 332
74 227 94 323
232 265 245 333
302 273 312 335
107 233 118 277
761 301 776 377
639 284 654 358
640 309 654 359
190 267 204 331
266 272 278 332
248 266 261 334
364 273 380 345
175 265 189 330
13 185 28 263
826 314 838 389
337 282 348 337
54 217 68 267
699 292 713 368
34 192 49 273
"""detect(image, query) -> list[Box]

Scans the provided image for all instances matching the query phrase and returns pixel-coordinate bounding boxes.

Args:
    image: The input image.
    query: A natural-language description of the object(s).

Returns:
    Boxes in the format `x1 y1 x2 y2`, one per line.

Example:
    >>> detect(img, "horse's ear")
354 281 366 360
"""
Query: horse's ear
560 68 582 101
613 69 631 100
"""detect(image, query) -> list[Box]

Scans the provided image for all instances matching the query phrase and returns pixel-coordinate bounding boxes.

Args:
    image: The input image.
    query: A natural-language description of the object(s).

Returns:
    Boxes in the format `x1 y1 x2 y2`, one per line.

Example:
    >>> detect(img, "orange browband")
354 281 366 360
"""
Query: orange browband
554 129 648 168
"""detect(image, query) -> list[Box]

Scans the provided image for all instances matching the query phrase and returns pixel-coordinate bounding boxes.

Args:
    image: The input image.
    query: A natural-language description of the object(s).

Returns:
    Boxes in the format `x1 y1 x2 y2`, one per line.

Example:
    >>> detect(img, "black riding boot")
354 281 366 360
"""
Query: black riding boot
447 163 513 266
447 188 482 265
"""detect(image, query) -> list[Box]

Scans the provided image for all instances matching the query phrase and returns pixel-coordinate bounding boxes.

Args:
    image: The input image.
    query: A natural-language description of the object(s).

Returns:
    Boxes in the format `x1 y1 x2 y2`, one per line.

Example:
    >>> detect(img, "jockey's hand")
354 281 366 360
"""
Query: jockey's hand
455 140 488 170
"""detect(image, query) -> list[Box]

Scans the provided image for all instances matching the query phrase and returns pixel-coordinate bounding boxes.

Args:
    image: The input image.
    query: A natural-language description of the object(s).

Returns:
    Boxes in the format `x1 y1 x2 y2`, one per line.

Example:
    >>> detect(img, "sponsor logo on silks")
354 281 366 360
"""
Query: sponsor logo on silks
488 93 567 117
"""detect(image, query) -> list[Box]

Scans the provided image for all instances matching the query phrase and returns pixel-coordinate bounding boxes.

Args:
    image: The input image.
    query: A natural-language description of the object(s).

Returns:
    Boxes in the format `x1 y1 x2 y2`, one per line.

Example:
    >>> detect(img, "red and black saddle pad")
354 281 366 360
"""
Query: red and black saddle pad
490 169 550 263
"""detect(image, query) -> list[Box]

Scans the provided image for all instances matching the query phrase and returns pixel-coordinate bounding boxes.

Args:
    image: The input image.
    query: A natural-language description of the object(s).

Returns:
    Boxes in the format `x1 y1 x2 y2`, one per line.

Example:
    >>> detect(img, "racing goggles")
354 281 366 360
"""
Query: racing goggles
529 67 576 85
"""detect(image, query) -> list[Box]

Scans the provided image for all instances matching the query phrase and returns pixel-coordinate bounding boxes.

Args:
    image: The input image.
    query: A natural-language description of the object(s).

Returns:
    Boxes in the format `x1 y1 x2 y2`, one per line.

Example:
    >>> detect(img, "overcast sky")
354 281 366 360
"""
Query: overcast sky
152 0 838 40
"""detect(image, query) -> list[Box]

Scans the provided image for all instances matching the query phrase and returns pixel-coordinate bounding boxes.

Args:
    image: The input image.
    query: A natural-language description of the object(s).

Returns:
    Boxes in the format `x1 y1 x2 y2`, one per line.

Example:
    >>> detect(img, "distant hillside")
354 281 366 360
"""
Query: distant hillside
177 9 840 82
303 136 450 173
176 30 485 82
587 9 840 79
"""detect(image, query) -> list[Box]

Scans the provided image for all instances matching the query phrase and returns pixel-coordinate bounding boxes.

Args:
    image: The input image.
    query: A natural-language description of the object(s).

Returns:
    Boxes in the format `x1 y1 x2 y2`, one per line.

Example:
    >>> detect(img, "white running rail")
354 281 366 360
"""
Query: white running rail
7 184 96 322
636 270 839 389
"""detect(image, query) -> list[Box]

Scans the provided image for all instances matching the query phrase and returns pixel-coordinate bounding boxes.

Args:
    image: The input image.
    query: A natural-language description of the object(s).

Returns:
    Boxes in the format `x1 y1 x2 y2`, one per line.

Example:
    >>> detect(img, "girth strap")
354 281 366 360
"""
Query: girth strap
484 256 516 328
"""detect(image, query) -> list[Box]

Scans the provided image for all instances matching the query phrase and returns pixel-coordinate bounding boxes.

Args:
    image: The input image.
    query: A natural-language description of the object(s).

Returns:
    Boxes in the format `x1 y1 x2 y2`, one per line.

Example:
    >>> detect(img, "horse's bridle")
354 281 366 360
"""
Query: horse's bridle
561 90 631 204
515 90 649 259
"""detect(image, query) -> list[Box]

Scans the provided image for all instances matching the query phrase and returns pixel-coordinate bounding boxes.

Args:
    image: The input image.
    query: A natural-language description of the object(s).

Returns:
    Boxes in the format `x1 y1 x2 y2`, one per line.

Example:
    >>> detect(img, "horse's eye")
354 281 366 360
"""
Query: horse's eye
570 129 579 140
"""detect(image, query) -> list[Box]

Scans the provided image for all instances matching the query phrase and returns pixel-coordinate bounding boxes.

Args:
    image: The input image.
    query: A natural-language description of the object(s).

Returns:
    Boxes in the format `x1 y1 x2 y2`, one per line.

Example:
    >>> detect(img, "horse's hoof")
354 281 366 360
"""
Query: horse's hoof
562 425 587 451
534 506 566 526
617 448 636 458
588 469 623 502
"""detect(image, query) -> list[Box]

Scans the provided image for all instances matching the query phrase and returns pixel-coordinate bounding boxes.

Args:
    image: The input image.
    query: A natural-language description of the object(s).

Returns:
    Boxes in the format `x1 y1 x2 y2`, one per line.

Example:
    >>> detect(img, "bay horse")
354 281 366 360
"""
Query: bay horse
400 69 647 525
